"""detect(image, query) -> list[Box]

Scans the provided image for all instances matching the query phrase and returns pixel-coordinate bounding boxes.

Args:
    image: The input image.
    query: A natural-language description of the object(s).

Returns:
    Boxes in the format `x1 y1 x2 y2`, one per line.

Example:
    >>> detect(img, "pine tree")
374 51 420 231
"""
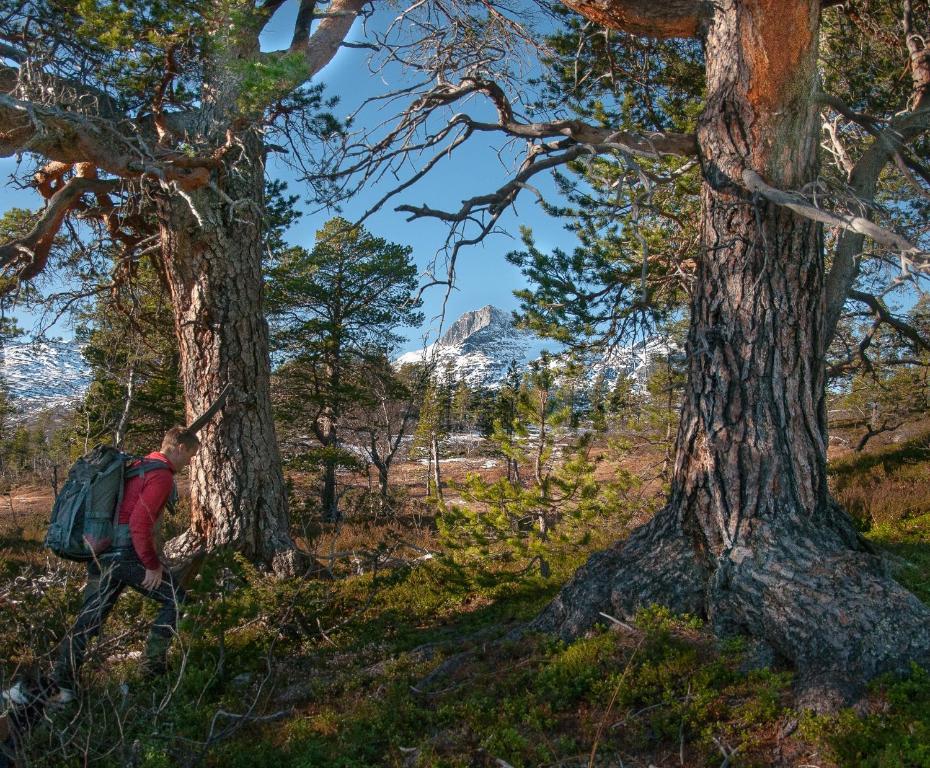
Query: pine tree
441 353 637 579
74 257 184 453
411 378 450 502
588 372 608 434
266 217 423 521
450 379 472 434
489 360 522 483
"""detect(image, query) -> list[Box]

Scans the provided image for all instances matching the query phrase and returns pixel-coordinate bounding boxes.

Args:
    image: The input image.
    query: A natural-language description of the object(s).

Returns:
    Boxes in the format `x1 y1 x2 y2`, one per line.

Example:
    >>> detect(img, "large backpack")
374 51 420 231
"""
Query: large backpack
44 445 173 562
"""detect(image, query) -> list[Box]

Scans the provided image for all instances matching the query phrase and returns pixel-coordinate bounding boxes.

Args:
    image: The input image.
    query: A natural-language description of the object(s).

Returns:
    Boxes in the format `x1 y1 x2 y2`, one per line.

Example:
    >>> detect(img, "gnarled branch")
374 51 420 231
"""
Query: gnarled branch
558 0 703 39
742 169 928 265
0 175 119 282
848 289 930 354
0 93 212 189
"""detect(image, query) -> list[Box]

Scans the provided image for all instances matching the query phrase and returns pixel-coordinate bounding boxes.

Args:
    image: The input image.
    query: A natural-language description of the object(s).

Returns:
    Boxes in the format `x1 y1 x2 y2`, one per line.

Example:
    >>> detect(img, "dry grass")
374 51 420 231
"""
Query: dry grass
829 428 930 529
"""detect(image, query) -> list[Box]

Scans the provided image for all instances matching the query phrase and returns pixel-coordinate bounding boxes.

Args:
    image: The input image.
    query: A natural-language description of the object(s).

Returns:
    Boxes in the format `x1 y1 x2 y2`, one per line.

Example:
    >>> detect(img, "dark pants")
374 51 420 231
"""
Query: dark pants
53 548 186 689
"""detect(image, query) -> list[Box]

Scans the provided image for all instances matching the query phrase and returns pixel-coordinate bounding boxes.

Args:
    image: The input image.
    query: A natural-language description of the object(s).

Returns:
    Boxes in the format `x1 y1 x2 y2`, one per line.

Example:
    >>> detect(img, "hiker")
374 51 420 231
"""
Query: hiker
49 426 200 703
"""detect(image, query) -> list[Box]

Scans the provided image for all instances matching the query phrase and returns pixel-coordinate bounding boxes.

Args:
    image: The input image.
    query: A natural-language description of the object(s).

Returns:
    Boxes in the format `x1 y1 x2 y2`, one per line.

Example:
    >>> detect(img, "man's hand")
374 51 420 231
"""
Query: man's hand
142 565 163 590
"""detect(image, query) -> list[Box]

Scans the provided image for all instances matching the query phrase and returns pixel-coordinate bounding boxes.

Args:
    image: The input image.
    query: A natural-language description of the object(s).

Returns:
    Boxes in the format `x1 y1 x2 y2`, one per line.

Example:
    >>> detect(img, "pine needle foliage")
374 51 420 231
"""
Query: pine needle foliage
439 353 639 580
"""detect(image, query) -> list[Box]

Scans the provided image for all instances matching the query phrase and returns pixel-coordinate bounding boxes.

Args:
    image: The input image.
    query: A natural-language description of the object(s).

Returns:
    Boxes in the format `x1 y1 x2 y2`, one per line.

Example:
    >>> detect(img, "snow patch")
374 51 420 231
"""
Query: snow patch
1 339 90 415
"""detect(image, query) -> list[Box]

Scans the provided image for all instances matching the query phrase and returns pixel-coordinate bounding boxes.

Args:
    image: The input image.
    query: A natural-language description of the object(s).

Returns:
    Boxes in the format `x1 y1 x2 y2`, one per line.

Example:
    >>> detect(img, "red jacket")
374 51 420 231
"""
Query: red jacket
117 451 175 570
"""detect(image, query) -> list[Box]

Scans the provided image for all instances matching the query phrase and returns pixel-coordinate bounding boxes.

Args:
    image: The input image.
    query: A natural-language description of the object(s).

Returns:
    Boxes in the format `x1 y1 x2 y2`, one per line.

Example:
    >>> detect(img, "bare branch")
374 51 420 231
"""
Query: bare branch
822 116 855 176
848 289 930 353
445 75 697 156
0 59 123 122
820 0 930 346
0 175 119 283
742 169 928 265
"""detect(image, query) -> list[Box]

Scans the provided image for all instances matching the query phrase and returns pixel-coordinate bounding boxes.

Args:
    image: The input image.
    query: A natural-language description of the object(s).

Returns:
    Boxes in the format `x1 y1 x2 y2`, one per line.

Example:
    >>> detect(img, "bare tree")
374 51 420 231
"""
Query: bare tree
344 359 422 512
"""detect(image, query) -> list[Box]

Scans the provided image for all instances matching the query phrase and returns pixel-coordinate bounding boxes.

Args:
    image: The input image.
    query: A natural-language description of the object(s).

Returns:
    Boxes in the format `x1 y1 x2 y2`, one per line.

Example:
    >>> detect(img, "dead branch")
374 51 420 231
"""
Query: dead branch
742 169 928 268
848 289 930 353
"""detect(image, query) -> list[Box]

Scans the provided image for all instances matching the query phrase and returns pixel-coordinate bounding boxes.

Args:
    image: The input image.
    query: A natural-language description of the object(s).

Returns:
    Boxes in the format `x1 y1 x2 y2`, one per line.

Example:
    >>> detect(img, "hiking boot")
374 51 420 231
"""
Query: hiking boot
141 633 170 681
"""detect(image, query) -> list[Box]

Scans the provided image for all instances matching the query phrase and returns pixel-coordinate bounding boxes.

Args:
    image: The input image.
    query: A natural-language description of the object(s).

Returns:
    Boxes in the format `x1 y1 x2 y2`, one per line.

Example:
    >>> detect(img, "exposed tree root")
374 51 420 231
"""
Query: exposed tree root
531 505 930 709
531 507 707 640
163 529 309 580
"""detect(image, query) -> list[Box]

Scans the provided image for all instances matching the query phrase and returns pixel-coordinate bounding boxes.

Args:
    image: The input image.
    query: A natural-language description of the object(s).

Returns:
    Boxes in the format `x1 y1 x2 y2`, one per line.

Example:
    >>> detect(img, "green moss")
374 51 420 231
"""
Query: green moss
803 665 930 767
866 513 930 603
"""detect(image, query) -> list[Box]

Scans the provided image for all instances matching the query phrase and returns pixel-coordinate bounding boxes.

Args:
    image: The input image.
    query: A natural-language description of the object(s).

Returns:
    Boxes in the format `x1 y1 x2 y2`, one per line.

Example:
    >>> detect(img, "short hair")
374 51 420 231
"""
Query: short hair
161 426 201 453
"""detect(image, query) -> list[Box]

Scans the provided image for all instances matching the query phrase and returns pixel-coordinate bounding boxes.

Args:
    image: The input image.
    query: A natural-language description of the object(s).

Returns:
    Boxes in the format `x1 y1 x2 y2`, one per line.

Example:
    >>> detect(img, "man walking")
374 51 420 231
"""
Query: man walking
50 426 200 702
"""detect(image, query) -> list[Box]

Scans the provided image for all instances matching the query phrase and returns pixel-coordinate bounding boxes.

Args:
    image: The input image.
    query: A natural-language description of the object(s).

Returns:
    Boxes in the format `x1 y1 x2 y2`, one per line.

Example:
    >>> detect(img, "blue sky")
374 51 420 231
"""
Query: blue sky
1 1 579 353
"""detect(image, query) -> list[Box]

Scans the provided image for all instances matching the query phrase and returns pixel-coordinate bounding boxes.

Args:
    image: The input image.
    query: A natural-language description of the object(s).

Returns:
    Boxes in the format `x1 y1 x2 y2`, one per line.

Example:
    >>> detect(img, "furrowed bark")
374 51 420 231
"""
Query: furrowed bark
535 0 930 706
158 130 299 577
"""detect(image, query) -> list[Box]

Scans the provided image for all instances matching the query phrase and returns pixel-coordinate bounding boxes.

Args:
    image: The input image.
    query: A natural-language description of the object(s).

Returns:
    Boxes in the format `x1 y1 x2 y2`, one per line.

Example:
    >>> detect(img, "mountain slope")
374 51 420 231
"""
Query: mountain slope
396 306 552 388
397 305 667 389
0 339 90 414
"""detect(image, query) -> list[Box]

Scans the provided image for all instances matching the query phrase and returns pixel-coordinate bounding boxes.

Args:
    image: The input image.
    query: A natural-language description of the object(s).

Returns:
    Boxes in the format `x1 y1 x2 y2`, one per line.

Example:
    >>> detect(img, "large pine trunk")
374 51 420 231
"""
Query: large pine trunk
535 0 930 704
156 131 300 576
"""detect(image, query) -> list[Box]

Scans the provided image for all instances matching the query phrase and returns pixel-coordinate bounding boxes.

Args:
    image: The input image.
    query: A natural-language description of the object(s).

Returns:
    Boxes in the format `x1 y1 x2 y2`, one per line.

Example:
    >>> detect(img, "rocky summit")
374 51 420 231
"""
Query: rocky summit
395 305 551 388
396 305 665 389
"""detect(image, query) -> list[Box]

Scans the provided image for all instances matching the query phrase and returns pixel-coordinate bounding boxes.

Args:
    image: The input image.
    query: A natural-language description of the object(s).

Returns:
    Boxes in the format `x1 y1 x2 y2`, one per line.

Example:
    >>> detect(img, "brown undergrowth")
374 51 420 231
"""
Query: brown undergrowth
1 427 929 766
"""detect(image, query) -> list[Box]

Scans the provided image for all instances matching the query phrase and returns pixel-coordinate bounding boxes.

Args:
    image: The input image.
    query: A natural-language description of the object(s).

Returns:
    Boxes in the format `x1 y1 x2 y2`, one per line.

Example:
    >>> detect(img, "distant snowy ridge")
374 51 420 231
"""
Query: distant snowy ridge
396 305 553 389
0 339 90 415
0 308 668 418
396 305 669 390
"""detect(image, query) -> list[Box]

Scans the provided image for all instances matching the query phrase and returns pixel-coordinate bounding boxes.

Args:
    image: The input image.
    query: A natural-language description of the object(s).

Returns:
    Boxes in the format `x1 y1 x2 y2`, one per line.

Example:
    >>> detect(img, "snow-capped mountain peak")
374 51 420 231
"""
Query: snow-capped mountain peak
438 305 513 348
396 305 551 388
396 305 672 391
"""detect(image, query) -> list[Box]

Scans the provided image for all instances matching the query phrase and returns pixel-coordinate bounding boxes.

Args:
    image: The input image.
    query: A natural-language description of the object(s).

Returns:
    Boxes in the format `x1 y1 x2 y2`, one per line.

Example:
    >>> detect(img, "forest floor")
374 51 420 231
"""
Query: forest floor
2 421 930 767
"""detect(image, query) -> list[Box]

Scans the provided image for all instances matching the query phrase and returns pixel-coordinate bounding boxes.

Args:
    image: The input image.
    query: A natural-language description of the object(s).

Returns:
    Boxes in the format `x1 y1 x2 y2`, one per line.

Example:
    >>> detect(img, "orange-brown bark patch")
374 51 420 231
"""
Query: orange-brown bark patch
34 161 71 198
74 162 97 179
742 0 814 117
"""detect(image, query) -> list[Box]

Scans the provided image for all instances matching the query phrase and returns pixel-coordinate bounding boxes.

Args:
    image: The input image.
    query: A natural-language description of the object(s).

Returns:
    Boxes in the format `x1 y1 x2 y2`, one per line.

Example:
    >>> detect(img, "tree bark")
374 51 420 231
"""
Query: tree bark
534 0 930 706
378 465 389 498
157 130 300 576
430 436 443 502
316 405 340 523
321 460 339 523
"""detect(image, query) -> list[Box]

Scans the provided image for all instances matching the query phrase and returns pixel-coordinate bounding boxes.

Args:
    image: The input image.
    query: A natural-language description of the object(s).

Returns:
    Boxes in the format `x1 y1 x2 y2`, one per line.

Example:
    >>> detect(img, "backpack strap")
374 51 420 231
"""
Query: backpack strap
129 459 178 510
124 458 172 479
112 454 135 527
